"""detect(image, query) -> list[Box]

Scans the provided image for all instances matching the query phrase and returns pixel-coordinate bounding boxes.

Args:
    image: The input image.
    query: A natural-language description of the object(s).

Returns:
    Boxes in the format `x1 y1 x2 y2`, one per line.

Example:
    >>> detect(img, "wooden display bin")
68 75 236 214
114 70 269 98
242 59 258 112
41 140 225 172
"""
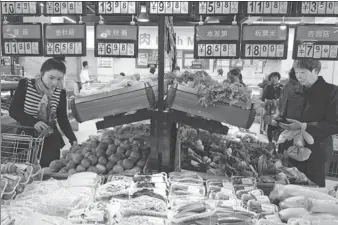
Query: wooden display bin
71 83 155 123
168 84 256 129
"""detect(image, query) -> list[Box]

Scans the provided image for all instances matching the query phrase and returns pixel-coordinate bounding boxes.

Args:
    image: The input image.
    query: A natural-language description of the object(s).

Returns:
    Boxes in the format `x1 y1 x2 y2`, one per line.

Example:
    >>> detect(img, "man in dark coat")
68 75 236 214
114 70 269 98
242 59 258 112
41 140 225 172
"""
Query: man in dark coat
279 59 338 187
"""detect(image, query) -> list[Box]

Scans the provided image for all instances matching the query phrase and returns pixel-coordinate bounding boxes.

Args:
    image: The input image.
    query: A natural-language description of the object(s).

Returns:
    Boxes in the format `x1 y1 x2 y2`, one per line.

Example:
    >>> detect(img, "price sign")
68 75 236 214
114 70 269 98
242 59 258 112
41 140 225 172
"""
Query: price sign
44 23 86 56
198 1 239 15
1 2 39 15
298 1 338 16
44 1 85 15
95 24 138 58
149 1 190 15
1 23 43 56
96 1 136 15
246 1 289 15
293 25 338 60
194 25 240 59
241 24 289 59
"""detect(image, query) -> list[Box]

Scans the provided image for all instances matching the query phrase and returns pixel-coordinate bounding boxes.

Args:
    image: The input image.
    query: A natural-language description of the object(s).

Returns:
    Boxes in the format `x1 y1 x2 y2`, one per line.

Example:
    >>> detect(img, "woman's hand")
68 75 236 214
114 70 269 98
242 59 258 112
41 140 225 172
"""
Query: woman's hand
279 119 305 131
34 121 49 133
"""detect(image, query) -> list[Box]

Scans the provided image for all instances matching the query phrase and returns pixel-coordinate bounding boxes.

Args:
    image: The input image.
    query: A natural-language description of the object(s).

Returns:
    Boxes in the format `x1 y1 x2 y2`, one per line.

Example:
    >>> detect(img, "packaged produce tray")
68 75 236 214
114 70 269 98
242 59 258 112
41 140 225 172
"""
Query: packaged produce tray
167 85 256 129
71 83 155 123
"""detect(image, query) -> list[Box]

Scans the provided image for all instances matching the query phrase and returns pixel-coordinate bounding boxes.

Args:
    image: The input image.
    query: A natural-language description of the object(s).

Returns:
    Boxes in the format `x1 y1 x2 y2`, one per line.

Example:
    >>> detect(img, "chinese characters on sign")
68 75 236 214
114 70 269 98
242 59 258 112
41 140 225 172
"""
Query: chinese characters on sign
195 25 240 59
149 1 190 14
241 25 289 59
198 1 238 15
246 1 288 15
44 1 84 15
1 1 38 15
95 24 138 58
44 24 86 56
97 1 136 15
299 1 338 16
1 24 42 56
293 25 338 60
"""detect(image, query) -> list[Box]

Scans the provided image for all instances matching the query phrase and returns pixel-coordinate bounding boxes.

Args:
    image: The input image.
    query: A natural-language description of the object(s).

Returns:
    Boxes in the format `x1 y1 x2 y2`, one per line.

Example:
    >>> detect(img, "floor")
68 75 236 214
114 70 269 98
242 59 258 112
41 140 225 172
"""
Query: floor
62 120 337 190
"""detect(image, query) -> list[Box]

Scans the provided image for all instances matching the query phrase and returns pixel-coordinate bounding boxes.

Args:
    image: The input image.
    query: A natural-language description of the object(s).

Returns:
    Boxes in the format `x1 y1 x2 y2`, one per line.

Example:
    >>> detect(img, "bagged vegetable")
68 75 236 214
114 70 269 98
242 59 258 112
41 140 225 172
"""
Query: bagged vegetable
256 219 284 225
67 172 101 188
305 198 338 214
279 208 309 222
287 146 312 162
280 196 308 209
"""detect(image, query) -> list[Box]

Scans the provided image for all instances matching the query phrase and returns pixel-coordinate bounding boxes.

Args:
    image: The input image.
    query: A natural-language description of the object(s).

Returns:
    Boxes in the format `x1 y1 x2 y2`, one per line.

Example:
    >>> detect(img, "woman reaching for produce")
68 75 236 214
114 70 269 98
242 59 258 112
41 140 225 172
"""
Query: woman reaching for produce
278 59 338 187
9 57 77 168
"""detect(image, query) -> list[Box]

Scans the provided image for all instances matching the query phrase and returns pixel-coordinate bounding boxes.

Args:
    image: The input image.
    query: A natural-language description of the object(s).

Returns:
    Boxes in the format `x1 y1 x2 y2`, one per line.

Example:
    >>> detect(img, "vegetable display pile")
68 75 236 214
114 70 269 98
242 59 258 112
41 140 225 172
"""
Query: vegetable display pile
1 95 12 112
166 70 253 109
49 123 151 176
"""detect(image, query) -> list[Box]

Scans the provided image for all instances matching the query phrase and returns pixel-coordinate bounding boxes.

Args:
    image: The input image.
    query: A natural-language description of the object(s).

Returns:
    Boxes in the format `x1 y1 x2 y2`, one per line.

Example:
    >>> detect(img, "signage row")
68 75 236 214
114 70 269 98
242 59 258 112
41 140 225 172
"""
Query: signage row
2 22 338 60
2 1 338 16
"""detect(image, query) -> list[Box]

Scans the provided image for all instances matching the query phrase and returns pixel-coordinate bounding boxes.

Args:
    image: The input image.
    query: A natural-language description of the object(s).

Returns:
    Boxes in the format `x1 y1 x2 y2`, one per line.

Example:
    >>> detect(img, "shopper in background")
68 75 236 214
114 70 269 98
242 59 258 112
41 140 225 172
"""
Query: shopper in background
226 68 245 86
279 59 338 187
120 72 126 77
79 61 91 91
9 57 77 168
150 67 156 76
217 68 223 76
261 72 283 143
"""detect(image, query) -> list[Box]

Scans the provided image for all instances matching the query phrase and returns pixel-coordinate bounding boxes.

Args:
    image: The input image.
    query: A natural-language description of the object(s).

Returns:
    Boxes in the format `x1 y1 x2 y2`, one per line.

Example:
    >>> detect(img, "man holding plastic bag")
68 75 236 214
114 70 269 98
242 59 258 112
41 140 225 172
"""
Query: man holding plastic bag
276 59 338 187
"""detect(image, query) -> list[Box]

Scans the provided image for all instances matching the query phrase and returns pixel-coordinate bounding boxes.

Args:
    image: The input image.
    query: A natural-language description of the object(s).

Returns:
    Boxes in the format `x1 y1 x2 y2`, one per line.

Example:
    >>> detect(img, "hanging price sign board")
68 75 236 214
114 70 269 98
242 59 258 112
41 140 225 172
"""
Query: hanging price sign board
148 1 191 15
241 24 289 59
297 1 338 16
95 24 138 58
96 1 137 15
43 1 85 15
1 23 43 56
293 25 338 60
1 1 39 15
198 1 239 15
44 24 86 56
194 25 240 59
245 1 290 16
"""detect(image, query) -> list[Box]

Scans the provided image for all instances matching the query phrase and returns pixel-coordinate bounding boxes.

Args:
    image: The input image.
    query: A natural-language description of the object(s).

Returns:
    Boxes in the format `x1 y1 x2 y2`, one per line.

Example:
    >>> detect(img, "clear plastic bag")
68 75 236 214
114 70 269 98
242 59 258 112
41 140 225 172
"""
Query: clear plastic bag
170 182 205 198
169 172 203 185
118 215 170 225
67 172 102 188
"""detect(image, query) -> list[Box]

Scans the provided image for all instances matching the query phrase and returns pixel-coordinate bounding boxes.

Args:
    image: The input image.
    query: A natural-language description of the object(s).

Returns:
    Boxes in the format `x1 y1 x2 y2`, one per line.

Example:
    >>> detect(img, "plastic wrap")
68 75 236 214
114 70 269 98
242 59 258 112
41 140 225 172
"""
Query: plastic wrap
133 172 168 184
67 172 102 188
118 215 170 225
170 183 205 198
206 179 235 200
67 202 110 224
96 179 133 200
231 176 256 186
121 195 168 217
247 200 278 214
130 188 168 203
169 171 203 185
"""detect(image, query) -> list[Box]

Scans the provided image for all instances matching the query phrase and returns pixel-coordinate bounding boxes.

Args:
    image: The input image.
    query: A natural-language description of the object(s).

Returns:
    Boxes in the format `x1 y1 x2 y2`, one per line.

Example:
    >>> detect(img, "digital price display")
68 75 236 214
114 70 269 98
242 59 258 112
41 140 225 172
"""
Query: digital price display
44 1 85 15
1 23 43 56
297 1 338 16
148 1 190 15
95 24 138 58
1 1 39 15
44 24 86 56
198 1 239 15
293 25 338 60
245 1 289 15
194 25 240 59
96 1 137 15
241 24 289 59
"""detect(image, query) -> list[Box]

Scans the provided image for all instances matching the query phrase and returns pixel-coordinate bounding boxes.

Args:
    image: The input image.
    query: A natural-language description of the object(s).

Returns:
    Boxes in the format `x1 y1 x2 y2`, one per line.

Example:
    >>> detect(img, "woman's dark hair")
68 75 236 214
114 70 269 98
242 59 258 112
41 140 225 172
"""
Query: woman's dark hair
288 68 298 81
227 68 241 78
82 61 88 68
40 57 66 75
120 72 125 77
175 66 181 71
150 67 156 74
268 72 281 81
217 68 223 76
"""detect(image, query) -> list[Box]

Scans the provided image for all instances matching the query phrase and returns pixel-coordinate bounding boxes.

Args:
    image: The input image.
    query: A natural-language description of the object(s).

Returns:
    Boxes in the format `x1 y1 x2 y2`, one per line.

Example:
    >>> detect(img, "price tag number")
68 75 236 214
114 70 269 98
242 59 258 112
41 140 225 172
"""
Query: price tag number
199 1 238 14
98 1 136 14
245 44 284 58
297 44 338 59
2 1 36 14
45 1 82 14
46 42 82 55
301 1 338 15
150 1 189 14
247 1 287 14
97 42 135 57
197 43 237 58
4 41 39 55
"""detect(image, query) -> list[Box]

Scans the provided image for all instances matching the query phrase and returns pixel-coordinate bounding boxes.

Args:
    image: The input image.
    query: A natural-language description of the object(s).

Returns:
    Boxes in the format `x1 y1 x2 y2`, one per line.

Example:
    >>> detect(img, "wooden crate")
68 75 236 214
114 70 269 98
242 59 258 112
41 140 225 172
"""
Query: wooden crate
71 83 152 123
170 85 256 129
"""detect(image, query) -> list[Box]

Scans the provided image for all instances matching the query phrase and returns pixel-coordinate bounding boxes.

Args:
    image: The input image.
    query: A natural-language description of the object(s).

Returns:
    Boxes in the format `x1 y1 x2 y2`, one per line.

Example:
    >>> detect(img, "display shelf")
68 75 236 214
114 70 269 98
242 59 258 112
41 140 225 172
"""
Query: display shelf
167 84 256 129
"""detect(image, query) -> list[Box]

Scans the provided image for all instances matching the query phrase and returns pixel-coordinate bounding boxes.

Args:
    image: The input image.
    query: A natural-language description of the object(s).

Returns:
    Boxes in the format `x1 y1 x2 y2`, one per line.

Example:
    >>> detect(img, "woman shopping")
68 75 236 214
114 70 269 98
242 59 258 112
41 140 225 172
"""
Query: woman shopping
279 59 338 187
9 57 77 168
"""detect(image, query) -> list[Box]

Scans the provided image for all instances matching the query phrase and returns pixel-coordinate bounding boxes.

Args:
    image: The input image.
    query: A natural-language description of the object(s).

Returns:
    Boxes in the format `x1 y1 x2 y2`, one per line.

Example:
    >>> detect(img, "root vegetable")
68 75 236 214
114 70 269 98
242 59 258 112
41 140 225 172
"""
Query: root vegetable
279 208 308 222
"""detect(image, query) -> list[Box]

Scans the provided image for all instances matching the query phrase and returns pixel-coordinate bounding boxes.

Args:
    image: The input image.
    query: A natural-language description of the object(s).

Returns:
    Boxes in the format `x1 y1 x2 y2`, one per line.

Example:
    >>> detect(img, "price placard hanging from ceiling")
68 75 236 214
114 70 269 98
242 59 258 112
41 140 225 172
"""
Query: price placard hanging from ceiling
194 25 240 59
297 1 338 16
96 1 137 15
1 1 40 15
95 24 138 58
293 25 338 60
43 1 86 15
241 24 289 59
148 1 191 15
245 1 290 16
198 1 239 15
1 23 43 56
44 23 86 56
